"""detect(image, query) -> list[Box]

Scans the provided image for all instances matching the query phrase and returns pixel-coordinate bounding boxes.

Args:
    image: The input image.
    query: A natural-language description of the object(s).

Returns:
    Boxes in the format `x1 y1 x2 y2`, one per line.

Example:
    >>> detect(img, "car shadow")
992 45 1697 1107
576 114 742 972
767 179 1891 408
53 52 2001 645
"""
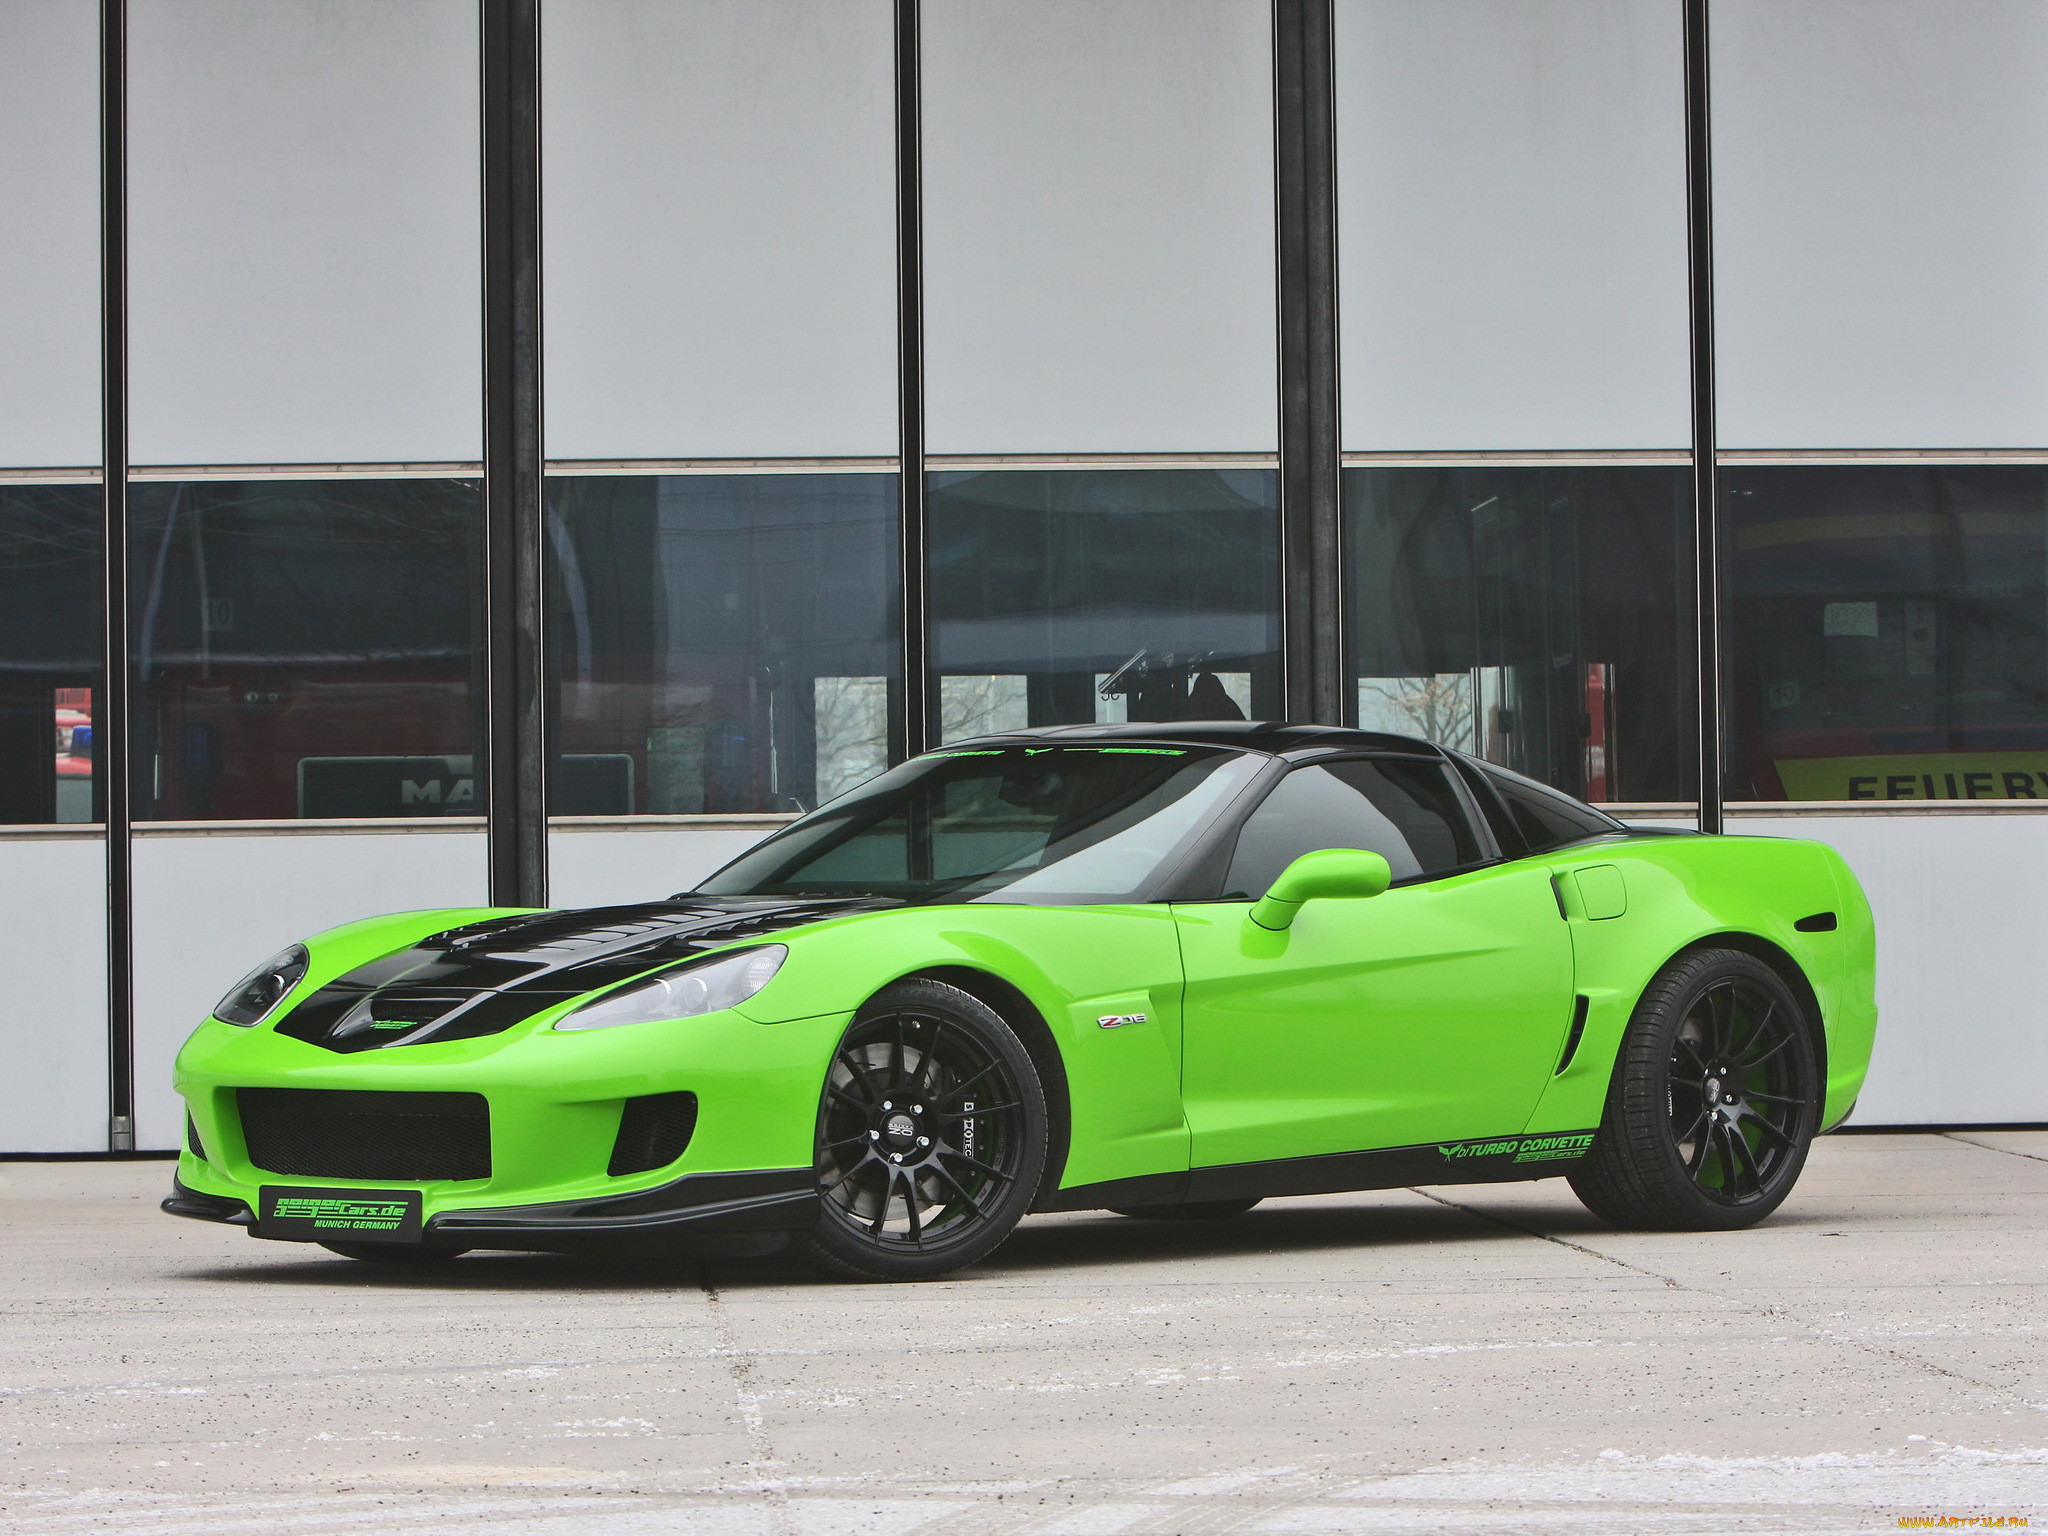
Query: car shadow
171 1248 807 1291
170 1191 1571 1292
977 1199 1546 1278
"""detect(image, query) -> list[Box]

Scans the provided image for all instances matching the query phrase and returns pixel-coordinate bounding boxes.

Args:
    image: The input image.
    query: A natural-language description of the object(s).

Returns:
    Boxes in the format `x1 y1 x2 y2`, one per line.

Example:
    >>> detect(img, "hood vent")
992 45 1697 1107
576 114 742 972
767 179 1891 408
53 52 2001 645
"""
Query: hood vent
271 898 886 1054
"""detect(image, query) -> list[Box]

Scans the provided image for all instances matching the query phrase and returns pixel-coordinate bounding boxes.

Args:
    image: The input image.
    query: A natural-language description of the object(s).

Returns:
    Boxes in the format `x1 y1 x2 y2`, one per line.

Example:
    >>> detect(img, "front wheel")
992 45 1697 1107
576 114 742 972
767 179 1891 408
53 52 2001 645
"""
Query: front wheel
1570 948 1820 1230
797 979 1048 1282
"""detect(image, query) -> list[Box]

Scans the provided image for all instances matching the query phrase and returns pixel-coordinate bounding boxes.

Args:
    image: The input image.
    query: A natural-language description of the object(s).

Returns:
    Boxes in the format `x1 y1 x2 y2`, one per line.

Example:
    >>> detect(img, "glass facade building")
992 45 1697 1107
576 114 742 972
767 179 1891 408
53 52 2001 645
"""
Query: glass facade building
6 0 2048 1150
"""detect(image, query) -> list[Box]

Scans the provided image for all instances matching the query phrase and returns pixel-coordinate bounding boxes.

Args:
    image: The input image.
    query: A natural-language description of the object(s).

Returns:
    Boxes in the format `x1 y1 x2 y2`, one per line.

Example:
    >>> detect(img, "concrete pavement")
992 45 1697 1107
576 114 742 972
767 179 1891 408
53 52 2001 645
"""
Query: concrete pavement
3 1131 2045 1535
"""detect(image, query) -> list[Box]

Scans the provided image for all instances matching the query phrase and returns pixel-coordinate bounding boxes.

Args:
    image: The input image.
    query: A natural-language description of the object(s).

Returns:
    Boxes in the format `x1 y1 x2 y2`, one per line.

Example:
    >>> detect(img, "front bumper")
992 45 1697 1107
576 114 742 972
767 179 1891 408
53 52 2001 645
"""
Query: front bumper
169 1004 852 1248
163 1167 817 1251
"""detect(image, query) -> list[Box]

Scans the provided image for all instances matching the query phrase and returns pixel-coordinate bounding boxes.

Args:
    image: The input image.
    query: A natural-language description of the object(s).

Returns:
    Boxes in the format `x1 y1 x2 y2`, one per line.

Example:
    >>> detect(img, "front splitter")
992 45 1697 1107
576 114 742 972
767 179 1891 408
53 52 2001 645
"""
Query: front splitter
162 1166 818 1252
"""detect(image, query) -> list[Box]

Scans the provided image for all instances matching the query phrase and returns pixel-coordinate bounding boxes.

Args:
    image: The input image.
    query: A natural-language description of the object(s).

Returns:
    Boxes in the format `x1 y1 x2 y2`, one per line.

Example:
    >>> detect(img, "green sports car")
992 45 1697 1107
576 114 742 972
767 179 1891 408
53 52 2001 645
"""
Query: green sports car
164 722 1877 1281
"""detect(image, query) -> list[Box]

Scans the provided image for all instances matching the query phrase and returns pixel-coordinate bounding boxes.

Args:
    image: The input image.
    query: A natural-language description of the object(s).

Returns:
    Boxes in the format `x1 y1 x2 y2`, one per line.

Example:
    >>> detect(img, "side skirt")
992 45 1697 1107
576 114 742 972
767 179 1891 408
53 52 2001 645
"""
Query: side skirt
1041 1130 1599 1213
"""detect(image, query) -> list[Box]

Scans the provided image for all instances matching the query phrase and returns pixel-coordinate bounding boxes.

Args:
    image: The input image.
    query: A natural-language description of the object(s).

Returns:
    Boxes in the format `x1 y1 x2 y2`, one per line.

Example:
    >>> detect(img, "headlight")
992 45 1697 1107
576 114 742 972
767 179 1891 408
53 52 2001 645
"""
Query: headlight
553 945 787 1032
214 944 310 1026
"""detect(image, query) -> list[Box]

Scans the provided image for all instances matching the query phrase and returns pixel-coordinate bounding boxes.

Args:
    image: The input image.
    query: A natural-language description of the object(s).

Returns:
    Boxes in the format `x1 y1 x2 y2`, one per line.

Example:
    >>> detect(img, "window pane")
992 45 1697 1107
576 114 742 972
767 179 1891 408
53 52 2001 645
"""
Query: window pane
0 0 98 470
1336 0 1687 452
547 474 900 816
1726 465 2048 802
129 0 480 465
128 479 481 820
1224 759 1476 895
700 742 1258 904
543 0 895 460
1345 466 1694 803
1467 758 1622 854
929 468 1281 738
1714 2 2048 449
0 485 100 824
922 0 1276 453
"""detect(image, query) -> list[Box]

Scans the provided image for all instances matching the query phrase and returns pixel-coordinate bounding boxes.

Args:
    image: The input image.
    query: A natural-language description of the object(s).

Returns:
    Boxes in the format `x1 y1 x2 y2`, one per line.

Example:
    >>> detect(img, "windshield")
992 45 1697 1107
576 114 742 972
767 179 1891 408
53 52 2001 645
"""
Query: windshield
696 744 1263 904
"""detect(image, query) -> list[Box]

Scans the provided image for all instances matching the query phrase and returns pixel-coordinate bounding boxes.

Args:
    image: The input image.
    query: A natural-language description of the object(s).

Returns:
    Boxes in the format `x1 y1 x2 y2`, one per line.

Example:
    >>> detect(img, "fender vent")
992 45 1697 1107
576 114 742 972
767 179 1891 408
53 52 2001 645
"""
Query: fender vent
609 1092 699 1177
1555 995 1591 1075
1795 911 1838 933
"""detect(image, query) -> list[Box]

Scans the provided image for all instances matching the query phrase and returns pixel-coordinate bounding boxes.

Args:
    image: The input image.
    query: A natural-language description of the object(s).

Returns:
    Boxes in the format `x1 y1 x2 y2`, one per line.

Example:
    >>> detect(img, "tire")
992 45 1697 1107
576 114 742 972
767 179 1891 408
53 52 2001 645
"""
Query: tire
318 1242 469 1263
796 979 1049 1282
1569 948 1820 1231
1109 1199 1261 1221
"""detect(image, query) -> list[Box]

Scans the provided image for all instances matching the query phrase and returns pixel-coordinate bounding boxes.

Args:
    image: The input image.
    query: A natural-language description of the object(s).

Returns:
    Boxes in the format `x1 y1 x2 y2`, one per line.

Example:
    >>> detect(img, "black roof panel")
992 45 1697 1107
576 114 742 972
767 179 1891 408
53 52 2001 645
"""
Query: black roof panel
945 720 1444 757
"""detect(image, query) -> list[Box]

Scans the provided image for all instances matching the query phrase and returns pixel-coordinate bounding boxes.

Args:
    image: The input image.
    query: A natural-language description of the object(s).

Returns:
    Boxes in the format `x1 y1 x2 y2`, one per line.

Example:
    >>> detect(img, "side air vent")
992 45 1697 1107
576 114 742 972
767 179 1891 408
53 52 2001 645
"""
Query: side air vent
237 1088 491 1182
1794 911 1838 933
608 1092 699 1177
1555 995 1591 1075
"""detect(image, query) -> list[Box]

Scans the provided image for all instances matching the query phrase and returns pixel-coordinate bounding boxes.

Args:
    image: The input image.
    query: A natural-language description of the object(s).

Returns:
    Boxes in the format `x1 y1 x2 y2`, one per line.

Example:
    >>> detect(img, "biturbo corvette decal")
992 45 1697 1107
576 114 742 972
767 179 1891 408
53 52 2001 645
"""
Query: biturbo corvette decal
165 722 1878 1282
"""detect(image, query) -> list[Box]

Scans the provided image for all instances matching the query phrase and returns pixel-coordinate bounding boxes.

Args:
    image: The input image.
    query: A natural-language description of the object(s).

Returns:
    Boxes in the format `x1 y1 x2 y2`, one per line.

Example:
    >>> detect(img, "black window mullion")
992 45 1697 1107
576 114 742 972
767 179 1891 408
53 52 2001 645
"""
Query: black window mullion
100 0 134 1151
481 0 547 905
1273 0 1344 726
1684 0 1723 833
894 0 931 761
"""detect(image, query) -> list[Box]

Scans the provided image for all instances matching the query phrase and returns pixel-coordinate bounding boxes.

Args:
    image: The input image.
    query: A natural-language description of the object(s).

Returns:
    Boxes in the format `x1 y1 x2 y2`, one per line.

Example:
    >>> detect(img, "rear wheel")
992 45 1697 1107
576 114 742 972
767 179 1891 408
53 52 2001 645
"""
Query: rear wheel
1109 1199 1261 1221
318 1242 468 1263
797 980 1048 1282
1570 948 1819 1230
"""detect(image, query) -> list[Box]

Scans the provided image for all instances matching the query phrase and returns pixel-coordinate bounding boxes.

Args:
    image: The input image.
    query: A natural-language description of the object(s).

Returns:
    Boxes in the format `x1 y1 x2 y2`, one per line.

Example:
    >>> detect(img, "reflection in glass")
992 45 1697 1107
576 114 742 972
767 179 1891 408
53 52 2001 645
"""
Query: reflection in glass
128 479 481 820
1224 758 1481 892
1725 466 2048 801
547 474 899 815
0 485 101 824
1459 754 1626 854
928 469 1280 739
699 742 1262 904
1345 467 1693 803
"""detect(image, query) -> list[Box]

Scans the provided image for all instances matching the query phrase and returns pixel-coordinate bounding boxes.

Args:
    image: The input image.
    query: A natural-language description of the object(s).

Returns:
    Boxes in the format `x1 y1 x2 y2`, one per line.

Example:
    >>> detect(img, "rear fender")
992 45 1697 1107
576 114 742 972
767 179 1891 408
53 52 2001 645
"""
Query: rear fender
1520 834 1872 1134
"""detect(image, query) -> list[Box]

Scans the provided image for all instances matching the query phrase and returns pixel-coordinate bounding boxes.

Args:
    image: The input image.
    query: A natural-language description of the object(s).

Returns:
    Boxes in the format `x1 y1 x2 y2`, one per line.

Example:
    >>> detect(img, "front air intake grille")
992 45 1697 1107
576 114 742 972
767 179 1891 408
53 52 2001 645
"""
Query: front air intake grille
186 1115 208 1162
608 1092 698 1177
236 1088 491 1182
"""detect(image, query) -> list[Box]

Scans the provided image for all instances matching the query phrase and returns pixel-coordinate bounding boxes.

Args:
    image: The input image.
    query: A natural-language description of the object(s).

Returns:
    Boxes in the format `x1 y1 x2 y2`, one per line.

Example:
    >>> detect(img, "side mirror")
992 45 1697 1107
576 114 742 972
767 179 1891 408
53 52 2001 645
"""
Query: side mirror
1249 847 1392 931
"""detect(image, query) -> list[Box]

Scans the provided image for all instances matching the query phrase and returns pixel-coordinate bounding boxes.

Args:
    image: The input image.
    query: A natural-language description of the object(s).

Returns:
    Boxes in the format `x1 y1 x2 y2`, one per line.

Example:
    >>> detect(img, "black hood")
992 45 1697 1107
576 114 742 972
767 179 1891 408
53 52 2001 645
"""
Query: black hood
272 896 890 1053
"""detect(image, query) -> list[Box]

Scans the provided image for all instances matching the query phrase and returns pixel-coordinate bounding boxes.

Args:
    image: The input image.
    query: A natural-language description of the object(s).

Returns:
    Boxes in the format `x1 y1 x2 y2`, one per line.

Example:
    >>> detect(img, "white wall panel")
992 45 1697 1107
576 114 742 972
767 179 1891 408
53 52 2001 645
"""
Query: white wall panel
548 822 780 911
1335 0 1689 451
922 0 1277 454
127 0 480 467
544 1 897 461
130 828 487 1150
1714 1 2048 449
0 838 107 1153
0 0 99 470
1729 813 2048 1126
1623 811 2048 1126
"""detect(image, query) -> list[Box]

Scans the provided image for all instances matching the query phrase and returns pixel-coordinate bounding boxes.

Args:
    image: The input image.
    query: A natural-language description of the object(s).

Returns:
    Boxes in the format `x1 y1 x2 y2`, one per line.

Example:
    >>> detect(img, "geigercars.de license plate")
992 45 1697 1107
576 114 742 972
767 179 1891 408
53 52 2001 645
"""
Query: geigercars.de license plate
258 1186 423 1244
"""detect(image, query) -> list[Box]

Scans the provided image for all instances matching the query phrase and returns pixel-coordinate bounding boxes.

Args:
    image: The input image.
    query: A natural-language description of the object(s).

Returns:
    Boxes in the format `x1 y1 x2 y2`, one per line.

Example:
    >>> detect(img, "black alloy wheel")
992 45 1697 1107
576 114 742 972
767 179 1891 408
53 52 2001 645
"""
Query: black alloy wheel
797 979 1048 1282
1570 948 1820 1231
